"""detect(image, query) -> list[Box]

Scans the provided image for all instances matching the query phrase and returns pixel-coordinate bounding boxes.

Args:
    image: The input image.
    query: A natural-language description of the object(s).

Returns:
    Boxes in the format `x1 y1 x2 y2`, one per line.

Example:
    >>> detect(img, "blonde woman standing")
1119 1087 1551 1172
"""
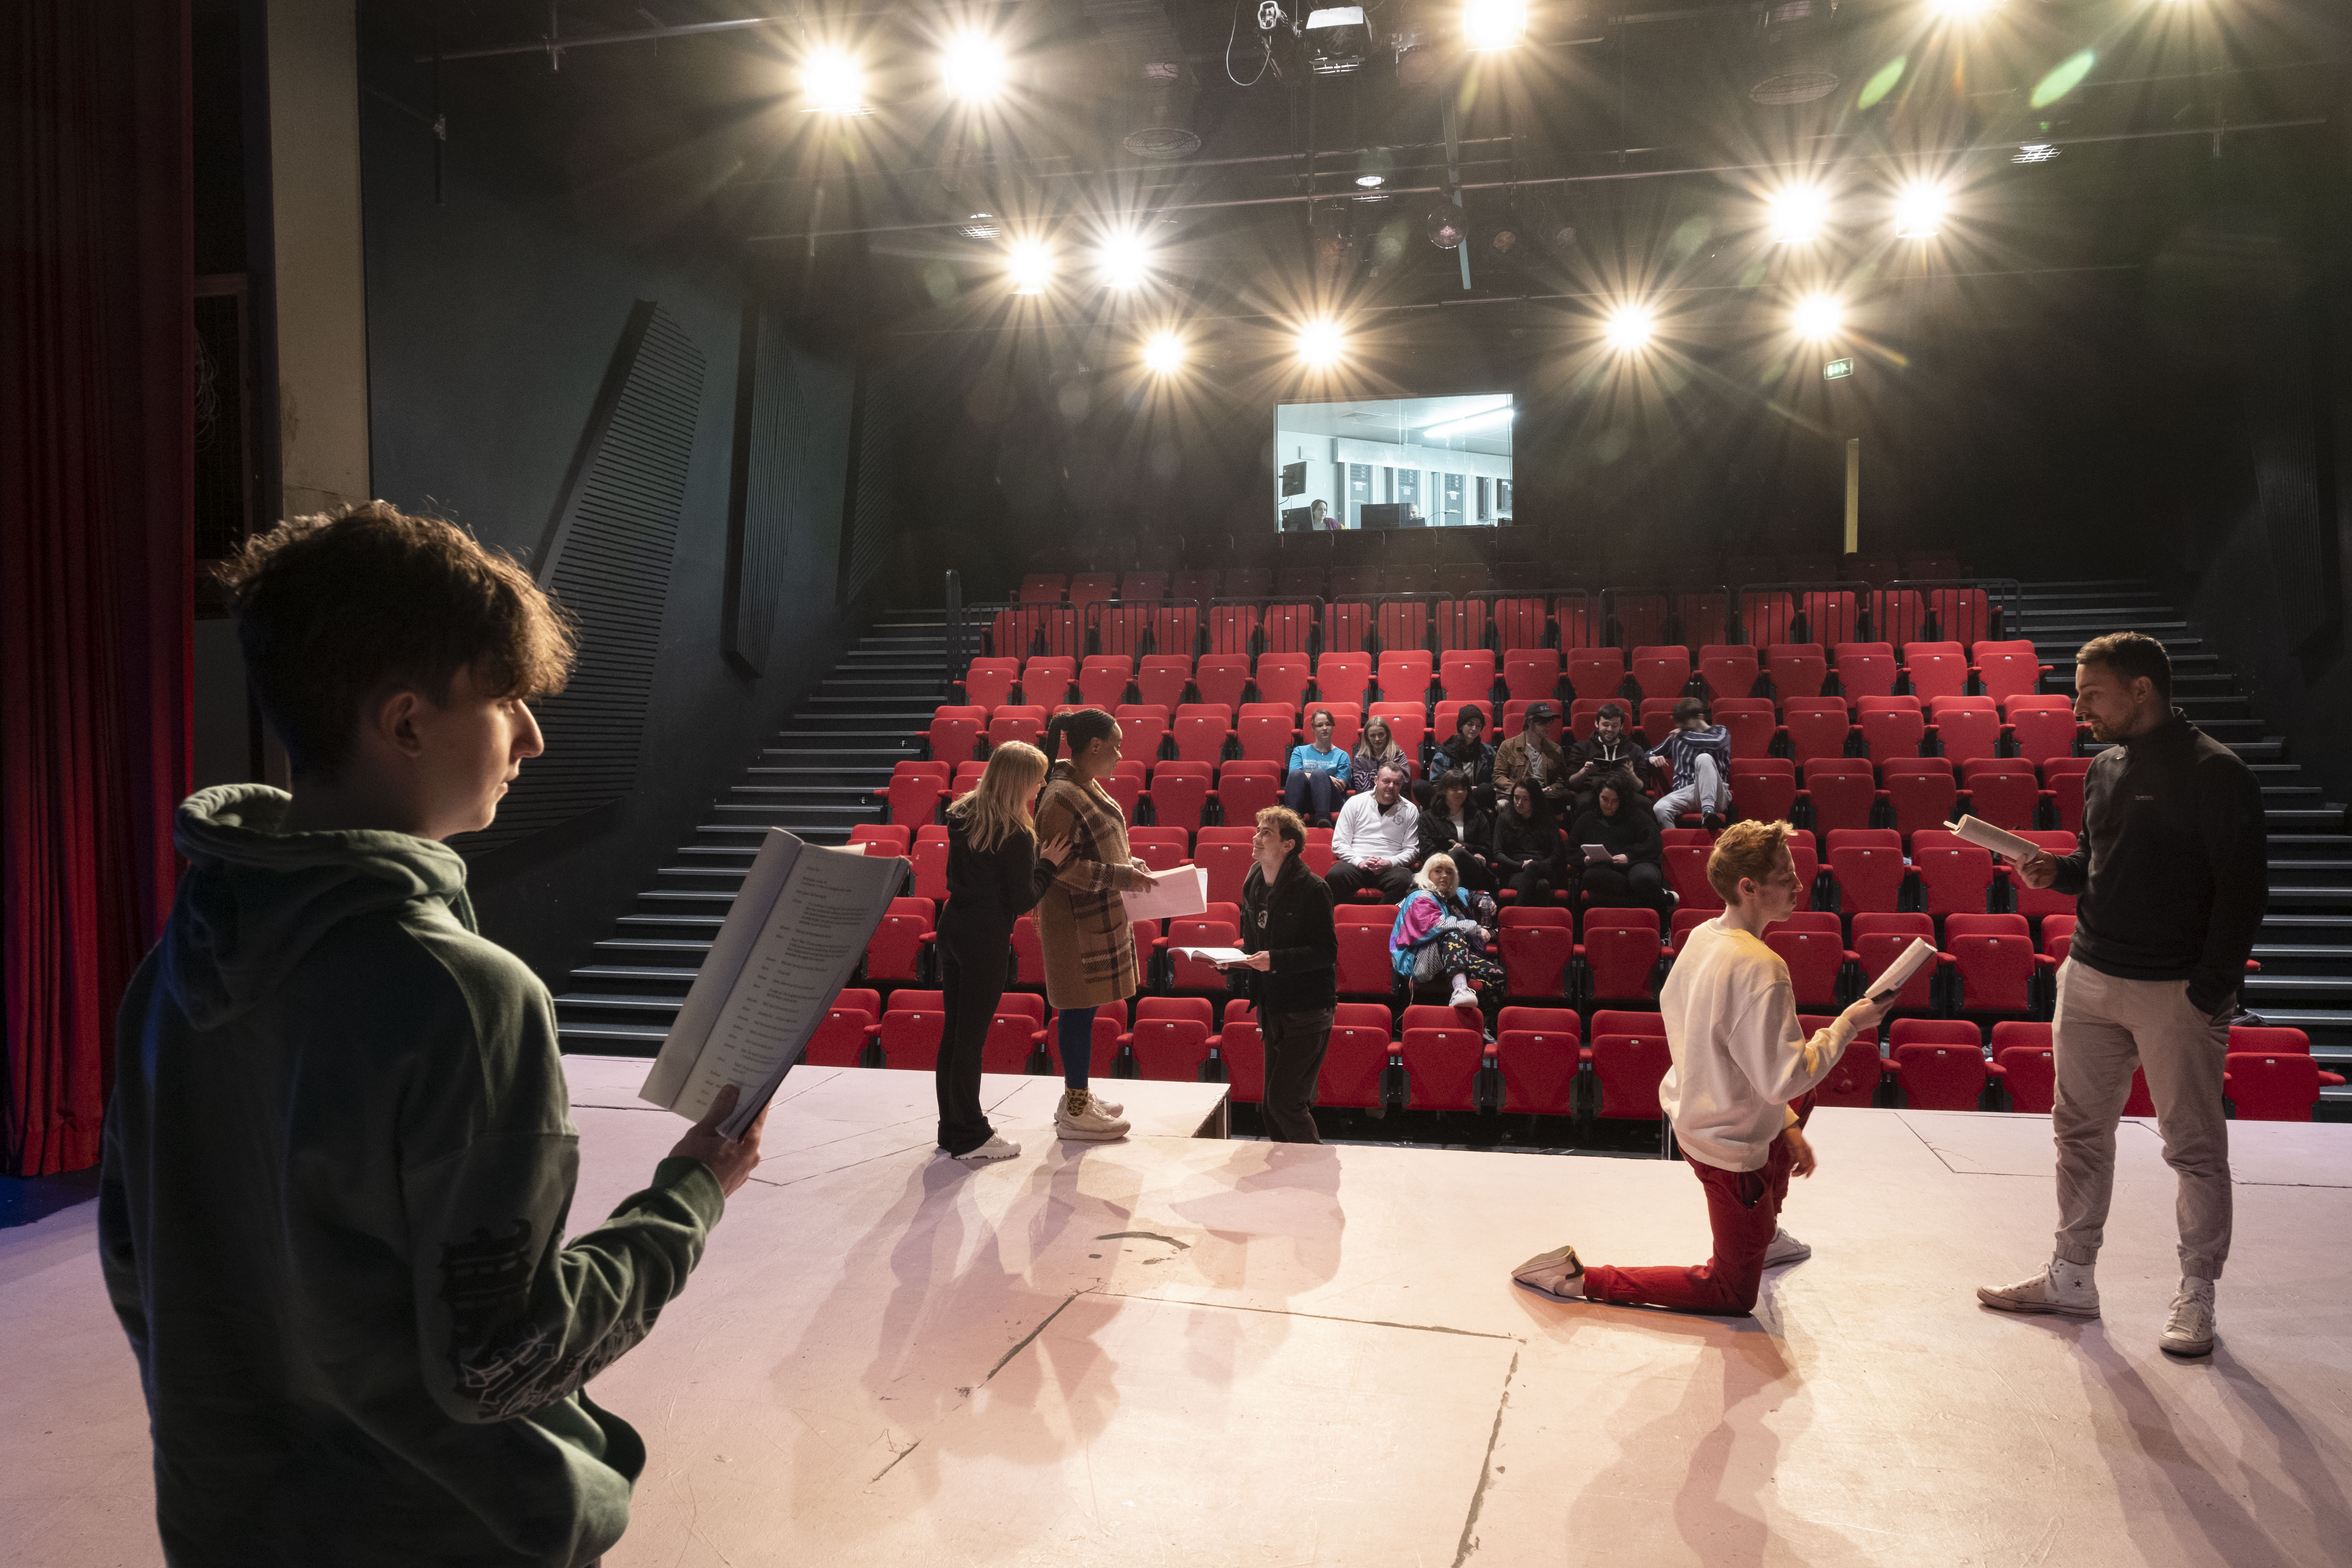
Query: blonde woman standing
936 743 1072 1162
1035 707 1182 1141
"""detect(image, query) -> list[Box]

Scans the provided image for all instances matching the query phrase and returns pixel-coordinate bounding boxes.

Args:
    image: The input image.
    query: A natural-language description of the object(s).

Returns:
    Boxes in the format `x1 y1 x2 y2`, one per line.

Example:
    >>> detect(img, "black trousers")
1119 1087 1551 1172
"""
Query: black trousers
1578 861 1671 920
1325 861 1416 901
1260 1007 1334 1143
1504 856 1566 908
935 914 1013 1155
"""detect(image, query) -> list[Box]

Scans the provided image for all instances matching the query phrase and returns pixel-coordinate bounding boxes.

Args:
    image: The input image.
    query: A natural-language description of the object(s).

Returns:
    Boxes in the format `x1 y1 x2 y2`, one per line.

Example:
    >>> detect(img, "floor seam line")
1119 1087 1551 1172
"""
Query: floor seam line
1090 1288 1523 1342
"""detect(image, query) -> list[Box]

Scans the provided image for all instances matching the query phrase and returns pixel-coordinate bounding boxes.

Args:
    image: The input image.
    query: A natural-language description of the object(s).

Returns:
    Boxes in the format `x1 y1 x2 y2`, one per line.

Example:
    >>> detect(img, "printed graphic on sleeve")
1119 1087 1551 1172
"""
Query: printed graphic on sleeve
439 1222 647 1421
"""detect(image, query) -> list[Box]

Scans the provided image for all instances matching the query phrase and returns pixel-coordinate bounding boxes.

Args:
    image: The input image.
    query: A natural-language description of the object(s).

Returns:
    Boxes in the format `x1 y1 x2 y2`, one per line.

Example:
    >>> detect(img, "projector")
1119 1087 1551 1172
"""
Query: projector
1304 7 1375 75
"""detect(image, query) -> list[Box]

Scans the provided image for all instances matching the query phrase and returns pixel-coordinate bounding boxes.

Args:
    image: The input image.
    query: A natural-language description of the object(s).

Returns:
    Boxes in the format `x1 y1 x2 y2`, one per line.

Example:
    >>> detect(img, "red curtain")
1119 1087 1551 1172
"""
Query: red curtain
1 1 193 1176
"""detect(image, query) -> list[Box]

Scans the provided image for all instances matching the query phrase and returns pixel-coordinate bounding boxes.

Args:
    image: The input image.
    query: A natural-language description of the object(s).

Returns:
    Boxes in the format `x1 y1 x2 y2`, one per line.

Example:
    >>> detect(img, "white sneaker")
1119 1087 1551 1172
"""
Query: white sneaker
951 1134 1021 1164
1762 1227 1811 1269
1977 1256 2101 1319
1511 1244 1586 1300
1055 1089 1130 1142
1090 1092 1124 1118
2160 1276 2217 1357
1449 981 1477 1010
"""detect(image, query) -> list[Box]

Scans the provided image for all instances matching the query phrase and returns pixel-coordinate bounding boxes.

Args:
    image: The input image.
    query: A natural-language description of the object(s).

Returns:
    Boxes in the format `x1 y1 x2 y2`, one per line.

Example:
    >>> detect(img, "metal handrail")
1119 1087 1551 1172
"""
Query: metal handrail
943 570 964 690
1597 584 1733 652
956 600 1084 665
1202 595 1332 660
1079 597 1206 660
1730 580 1880 647
1876 578 2024 646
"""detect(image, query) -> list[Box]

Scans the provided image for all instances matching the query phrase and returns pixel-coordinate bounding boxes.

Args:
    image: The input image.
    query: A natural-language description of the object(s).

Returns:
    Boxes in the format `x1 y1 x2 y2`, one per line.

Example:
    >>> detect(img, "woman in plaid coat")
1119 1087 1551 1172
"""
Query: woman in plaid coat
1034 707 1168 1142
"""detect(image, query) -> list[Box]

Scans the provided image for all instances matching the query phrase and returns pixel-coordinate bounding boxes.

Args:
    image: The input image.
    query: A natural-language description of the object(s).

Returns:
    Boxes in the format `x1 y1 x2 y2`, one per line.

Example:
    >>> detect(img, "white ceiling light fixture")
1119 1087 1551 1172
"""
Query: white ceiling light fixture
1463 0 1527 50
1893 182 1946 239
1143 332 1185 375
1767 185 1829 244
1790 293 1843 339
799 47 867 115
1604 306 1655 353
1007 239 1054 296
941 32 1009 101
1296 319 1346 369
2012 142 2060 163
1096 231 1155 290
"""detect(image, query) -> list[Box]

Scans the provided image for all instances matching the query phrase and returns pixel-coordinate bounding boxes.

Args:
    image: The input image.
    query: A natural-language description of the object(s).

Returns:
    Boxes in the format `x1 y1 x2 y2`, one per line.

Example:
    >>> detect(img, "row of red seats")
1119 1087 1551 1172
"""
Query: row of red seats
1009 550 1965 603
980 588 2006 663
810 986 2341 1123
1725 756 2094 836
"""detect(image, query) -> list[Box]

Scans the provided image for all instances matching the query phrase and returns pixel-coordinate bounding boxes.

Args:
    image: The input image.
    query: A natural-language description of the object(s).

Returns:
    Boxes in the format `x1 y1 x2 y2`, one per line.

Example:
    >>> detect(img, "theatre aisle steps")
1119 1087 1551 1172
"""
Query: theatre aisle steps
2022 580 2352 1101
550 610 944 1054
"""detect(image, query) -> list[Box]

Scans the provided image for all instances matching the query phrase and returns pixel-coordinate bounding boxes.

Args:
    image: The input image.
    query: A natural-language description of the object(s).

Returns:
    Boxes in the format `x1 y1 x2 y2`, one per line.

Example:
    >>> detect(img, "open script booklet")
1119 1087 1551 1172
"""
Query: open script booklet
639 829 907 1137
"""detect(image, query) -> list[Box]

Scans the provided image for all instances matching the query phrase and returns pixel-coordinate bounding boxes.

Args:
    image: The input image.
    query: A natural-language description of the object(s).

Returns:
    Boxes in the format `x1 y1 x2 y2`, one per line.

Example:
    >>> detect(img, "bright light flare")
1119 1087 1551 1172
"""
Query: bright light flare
1096 231 1155 290
941 32 1008 100
1893 182 1946 239
800 48 866 114
1937 0 2003 17
1007 239 1053 296
1767 185 1828 244
1603 305 1655 354
1295 319 1346 369
1791 294 1844 339
1142 333 1185 375
1462 0 1527 49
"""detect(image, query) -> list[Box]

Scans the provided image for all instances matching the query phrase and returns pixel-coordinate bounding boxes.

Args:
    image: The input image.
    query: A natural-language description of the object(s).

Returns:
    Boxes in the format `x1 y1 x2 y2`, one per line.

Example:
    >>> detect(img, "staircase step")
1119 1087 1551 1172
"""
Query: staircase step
555 1023 668 1047
617 914 727 930
570 964 703 982
555 992 691 1012
2250 946 2352 975
594 937 717 954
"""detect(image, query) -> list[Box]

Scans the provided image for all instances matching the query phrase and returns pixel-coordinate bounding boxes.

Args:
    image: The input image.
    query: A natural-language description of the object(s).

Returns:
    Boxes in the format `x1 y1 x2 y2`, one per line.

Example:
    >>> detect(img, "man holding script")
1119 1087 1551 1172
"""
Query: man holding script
1977 632 2267 1358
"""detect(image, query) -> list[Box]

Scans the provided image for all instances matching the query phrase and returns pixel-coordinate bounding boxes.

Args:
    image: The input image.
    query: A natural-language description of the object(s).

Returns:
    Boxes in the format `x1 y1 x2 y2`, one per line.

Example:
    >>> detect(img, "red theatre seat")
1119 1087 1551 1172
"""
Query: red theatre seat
1500 907 1574 999
805 989 883 1067
1588 1011 1674 1121
1495 1007 1581 1116
1318 1005 1398 1109
1990 1021 2056 1112
1891 1019 1988 1110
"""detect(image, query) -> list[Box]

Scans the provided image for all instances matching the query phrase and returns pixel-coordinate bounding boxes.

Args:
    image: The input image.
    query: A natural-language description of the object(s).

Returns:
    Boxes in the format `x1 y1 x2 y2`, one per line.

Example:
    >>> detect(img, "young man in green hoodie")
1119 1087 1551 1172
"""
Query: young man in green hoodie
100 502 768 1567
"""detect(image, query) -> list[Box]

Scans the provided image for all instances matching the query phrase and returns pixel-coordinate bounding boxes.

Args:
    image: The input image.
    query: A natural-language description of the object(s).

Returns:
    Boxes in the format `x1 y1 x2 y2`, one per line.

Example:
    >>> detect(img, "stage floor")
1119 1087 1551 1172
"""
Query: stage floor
6 1061 2352 1567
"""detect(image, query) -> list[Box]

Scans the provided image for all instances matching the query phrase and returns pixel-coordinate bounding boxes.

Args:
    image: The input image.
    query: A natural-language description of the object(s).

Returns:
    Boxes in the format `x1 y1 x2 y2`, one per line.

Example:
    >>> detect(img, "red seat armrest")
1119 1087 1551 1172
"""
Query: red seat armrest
2322 1072 2347 1088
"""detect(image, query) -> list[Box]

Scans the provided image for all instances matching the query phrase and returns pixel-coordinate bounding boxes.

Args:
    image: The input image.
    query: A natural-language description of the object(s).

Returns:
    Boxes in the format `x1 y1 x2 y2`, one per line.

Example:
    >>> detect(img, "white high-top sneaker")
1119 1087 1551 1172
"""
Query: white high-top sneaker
1449 979 1477 1009
1054 1089 1130 1142
1762 1228 1811 1268
951 1135 1022 1164
1977 1255 2101 1319
2159 1276 2217 1357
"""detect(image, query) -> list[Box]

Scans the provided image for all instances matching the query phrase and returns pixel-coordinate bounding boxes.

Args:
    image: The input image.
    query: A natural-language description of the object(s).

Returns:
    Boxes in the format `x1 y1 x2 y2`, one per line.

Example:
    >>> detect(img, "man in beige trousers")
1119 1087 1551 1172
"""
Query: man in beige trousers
1978 632 2268 1357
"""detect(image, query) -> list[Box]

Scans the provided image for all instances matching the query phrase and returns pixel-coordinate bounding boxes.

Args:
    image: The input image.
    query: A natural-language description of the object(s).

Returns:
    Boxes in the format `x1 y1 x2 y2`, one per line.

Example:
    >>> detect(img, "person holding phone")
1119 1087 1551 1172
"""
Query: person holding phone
1221 806 1337 1143
1512 821 1889 1314
1036 708 1188 1142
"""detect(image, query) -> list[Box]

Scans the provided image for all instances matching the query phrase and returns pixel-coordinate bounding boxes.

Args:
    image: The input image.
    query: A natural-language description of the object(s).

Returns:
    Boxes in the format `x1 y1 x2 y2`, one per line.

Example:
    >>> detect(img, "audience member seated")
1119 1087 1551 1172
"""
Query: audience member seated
1494 778 1567 908
1416 768 1497 892
1352 715 1416 793
1567 701 1647 818
1430 703 1496 798
1390 854 1506 1015
1649 697 1732 830
1326 764 1420 901
1494 700 1572 818
1569 771 1672 920
1283 706 1351 826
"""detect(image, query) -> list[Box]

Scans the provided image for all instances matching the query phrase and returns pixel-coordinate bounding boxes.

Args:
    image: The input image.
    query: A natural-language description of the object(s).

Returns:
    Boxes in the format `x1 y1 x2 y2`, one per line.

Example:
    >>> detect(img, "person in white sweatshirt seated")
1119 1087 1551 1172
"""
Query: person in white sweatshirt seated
1512 820 1890 1314
1324 763 1421 902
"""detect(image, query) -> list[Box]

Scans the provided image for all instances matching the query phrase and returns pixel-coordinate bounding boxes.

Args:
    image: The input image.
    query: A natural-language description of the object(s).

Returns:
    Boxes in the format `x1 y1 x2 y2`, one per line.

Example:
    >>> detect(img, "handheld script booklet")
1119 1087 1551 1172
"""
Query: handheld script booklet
1121 864 1209 923
1171 946 1251 966
1580 844 1615 862
1867 937 1938 1003
1945 815 2043 863
639 829 907 1137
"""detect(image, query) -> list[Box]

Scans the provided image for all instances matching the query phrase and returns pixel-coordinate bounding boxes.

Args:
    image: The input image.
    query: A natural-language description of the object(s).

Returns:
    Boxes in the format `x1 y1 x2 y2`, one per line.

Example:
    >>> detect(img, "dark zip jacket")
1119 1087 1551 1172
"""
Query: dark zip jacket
938 810 1056 942
2052 710 2268 1014
1238 853 1338 1015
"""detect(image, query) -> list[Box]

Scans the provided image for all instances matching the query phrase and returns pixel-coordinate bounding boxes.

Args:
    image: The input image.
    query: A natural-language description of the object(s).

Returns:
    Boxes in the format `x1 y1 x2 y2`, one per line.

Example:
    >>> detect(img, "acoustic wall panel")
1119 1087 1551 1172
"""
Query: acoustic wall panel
457 300 705 856
839 369 898 606
723 306 854 673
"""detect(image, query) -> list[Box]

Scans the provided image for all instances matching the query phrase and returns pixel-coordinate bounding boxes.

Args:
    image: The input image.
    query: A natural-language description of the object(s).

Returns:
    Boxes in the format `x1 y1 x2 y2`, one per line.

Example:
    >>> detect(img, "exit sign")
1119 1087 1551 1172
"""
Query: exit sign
1823 358 1854 380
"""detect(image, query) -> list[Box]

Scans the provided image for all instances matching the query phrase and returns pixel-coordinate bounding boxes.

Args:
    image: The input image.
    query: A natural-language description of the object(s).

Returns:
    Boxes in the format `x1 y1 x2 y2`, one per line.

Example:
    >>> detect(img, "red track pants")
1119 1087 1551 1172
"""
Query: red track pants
1580 1103 1808 1317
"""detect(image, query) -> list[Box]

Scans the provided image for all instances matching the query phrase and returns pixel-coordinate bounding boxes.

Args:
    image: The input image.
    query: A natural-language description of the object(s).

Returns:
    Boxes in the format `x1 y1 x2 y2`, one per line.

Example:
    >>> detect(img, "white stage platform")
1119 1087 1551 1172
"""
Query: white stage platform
6 1059 2352 1567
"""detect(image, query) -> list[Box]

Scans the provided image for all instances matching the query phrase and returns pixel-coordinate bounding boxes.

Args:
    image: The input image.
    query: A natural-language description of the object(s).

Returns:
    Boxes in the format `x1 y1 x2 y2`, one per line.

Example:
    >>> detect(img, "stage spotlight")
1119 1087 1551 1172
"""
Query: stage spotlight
1893 183 1946 239
1604 305 1655 353
1463 0 1527 49
1143 333 1185 375
1295 319 1345 369
800 47 866 115
941 33 1008 101
1791 294 1843 339
1426 205 1468 249
1768 185 1828 244
1303 7 1374 75
1007 239 1053 296
1096 231 1154 290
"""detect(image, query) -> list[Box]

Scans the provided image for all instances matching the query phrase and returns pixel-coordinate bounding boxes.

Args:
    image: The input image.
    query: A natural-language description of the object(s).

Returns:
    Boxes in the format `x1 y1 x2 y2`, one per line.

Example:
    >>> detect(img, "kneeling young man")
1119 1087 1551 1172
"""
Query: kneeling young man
1513 821 1887 1313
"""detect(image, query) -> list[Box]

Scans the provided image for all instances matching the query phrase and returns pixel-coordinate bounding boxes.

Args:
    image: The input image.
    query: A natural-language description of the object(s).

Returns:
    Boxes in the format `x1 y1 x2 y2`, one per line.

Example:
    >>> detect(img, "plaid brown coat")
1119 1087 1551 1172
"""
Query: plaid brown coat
1033 770 1155 1009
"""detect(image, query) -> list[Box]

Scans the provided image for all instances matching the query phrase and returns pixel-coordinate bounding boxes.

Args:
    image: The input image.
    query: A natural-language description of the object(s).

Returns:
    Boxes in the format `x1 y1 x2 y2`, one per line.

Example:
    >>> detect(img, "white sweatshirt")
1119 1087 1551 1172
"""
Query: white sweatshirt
1332 791 1419 866
1657 917 1856 1171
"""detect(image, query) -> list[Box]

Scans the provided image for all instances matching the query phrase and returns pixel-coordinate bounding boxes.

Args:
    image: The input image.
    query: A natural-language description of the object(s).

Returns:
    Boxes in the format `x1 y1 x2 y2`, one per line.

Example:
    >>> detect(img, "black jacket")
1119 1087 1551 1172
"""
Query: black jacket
939 812 1056 938
1566 801 1662 871
1568 735 1646 790
1238 853 1338 1015
1493 809 1563 873
1417 802 1495 867
1432 736 1495 790
2053 710 2268 1013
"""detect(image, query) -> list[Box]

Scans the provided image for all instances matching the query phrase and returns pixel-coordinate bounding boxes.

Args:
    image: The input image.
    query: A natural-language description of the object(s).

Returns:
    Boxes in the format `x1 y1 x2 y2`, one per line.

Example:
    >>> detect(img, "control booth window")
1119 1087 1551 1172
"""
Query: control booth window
1273 394 1513 531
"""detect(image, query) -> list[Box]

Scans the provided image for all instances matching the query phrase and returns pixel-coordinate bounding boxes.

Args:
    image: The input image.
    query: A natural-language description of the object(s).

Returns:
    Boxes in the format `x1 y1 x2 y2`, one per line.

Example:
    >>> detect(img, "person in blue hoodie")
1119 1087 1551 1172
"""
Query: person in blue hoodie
99 502 767 1568
1649 696 1734 830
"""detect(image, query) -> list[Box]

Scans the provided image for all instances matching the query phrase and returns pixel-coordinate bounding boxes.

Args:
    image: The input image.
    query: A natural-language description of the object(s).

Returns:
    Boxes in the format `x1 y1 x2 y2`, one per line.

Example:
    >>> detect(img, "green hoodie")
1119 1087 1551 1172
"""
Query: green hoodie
99 785 724 1567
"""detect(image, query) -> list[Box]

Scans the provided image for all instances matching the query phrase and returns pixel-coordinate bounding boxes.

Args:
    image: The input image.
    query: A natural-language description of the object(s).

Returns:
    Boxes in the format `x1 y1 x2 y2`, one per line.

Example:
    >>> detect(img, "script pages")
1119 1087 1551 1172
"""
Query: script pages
1945 815 2043 863
639 829 906 1136
1867 937 1938 1003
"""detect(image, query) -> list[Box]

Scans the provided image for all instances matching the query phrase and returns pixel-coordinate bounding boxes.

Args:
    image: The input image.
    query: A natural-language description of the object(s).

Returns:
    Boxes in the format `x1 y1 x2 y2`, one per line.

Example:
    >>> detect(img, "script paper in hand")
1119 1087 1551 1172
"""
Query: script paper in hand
1867 937 1937 1001
1945 815 2042 863
1170 946 1250 966
638 829 905 1136
1121 864 1209 923
1581 844 1614 861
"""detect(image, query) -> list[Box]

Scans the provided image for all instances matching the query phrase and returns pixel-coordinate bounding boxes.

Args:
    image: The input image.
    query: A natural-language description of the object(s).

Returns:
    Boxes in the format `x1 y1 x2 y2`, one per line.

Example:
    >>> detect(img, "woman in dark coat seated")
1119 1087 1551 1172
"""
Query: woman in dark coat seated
1568 770 1672 921
1492 778 1566 909
1415 768 1496 892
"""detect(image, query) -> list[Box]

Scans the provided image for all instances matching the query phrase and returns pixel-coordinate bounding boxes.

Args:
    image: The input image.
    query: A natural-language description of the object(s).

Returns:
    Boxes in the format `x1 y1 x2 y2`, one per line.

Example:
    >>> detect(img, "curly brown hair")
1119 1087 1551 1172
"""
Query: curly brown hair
220 501 576 780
